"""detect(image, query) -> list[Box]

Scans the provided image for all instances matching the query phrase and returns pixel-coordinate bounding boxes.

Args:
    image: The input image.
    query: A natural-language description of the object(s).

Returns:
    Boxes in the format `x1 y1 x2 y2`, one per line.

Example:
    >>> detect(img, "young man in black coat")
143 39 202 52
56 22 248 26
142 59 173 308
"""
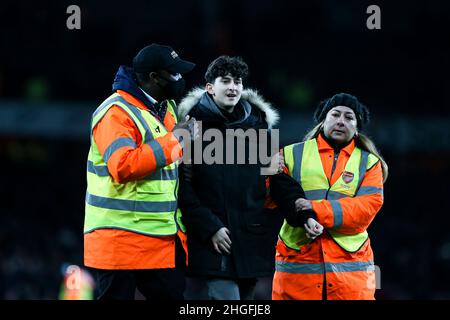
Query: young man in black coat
177 56 280 300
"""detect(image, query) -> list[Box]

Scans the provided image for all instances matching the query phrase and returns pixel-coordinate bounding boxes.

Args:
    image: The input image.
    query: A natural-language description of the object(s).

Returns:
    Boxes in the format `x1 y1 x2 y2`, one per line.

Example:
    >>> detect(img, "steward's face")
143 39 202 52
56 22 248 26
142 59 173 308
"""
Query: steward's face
323 106 358 144
207 74 243 111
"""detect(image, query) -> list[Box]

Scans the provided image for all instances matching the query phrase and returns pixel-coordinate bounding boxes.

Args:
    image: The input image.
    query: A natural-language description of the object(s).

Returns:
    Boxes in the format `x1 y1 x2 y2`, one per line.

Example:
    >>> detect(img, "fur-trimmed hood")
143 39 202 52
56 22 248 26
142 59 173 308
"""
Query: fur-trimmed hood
178 87 279 128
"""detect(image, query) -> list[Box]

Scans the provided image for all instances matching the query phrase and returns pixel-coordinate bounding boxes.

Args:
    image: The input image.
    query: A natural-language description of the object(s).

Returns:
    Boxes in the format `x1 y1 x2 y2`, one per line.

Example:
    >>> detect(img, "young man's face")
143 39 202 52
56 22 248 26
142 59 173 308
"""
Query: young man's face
206 74 243 112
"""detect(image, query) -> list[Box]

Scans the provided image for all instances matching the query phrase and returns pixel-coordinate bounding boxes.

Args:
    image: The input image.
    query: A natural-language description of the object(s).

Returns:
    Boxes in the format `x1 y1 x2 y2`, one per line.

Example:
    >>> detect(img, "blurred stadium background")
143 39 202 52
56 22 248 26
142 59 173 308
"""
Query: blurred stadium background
1 0 450 299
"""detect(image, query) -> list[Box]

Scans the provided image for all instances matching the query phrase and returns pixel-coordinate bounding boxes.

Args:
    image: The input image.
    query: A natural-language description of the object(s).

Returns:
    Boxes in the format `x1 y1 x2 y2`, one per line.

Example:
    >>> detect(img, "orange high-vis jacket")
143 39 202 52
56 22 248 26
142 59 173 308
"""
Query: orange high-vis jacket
84 90 185 270
272 134 384 300
311 135 383 235
94 90 181 183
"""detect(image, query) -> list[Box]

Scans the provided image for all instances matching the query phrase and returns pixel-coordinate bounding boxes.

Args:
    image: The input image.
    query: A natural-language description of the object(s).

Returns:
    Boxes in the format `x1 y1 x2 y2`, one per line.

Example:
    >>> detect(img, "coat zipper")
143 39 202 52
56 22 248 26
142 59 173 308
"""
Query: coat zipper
323 150 339 300
324 150 339 199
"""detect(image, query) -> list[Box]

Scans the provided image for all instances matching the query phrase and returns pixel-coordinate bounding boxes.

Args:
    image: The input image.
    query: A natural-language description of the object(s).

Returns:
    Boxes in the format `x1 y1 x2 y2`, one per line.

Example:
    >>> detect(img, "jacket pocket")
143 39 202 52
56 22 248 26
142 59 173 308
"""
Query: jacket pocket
245 223 267 234
136 180 172 195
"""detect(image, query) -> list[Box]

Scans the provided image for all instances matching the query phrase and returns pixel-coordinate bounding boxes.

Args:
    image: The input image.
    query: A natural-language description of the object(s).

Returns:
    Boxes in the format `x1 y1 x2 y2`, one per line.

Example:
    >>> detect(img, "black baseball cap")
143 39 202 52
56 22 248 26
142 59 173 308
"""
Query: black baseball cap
132 44 195 74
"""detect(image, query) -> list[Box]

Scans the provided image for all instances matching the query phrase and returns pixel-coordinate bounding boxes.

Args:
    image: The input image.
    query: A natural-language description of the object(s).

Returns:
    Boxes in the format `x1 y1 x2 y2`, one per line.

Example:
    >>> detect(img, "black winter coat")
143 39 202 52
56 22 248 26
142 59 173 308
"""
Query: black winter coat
178 88 282 279
269 173 316 227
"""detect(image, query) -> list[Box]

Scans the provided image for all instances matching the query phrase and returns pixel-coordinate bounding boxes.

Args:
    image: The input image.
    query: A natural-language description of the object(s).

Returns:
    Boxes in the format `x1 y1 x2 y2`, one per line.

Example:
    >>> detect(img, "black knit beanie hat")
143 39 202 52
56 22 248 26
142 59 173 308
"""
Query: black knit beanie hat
313 93 370 130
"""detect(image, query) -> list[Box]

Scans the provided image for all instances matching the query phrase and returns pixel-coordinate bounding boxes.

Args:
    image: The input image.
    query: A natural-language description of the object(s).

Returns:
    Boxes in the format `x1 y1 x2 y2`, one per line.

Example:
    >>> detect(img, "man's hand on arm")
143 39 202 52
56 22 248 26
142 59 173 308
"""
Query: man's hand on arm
295 198 312 211
173 115 200 146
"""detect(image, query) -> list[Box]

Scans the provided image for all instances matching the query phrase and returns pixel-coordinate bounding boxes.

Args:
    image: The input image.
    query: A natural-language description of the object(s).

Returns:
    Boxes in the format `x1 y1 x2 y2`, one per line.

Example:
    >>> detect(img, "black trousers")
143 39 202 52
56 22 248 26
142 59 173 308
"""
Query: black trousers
90 236 186 300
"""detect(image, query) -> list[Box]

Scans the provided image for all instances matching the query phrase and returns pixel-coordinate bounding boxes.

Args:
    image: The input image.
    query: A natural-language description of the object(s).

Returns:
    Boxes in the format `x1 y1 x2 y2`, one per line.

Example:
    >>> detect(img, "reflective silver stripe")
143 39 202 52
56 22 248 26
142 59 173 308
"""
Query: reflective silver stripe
124 103 155 143
356 186 383 196
84 226 176 236
92 96 125 118
275 261 324 274
325 261 375 273
87 161 110 177
86 192 177 212
90 97 128 142
166 100 178 120
306 187 377 202
305 189 327 200
276 260 374 274
305 190 350 200
327 190 349 200
90 97 143 148
147 140 166 168
292 143 304 183
330 200 343 228
144 168 178 181
94 95 155 143
356 151 369 192
104 137 136 162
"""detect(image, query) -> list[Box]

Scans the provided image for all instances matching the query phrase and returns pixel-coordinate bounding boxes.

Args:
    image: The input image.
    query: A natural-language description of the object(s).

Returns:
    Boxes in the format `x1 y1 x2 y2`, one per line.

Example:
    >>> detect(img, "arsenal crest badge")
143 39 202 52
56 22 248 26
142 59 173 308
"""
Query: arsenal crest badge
342 171 354 184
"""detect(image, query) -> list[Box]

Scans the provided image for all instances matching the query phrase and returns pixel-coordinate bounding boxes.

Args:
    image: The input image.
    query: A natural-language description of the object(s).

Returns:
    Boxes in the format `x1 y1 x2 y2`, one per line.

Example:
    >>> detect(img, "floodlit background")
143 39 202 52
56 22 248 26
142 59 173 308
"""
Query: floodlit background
1 0 449 299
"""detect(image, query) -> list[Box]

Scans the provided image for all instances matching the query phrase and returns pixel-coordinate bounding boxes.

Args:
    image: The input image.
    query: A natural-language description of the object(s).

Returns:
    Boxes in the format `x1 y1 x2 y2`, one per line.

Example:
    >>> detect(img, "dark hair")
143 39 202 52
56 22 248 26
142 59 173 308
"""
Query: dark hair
204 56 249 84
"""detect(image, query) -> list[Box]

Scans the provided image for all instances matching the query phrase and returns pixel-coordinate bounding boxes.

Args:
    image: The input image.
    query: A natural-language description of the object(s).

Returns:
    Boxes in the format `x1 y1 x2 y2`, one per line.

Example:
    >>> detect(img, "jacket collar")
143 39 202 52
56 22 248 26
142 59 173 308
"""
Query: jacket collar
116 90 148 111
112 65 165 120
198 92 252 123
139 87 158 105
317 133 355 155
178 87 279 128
